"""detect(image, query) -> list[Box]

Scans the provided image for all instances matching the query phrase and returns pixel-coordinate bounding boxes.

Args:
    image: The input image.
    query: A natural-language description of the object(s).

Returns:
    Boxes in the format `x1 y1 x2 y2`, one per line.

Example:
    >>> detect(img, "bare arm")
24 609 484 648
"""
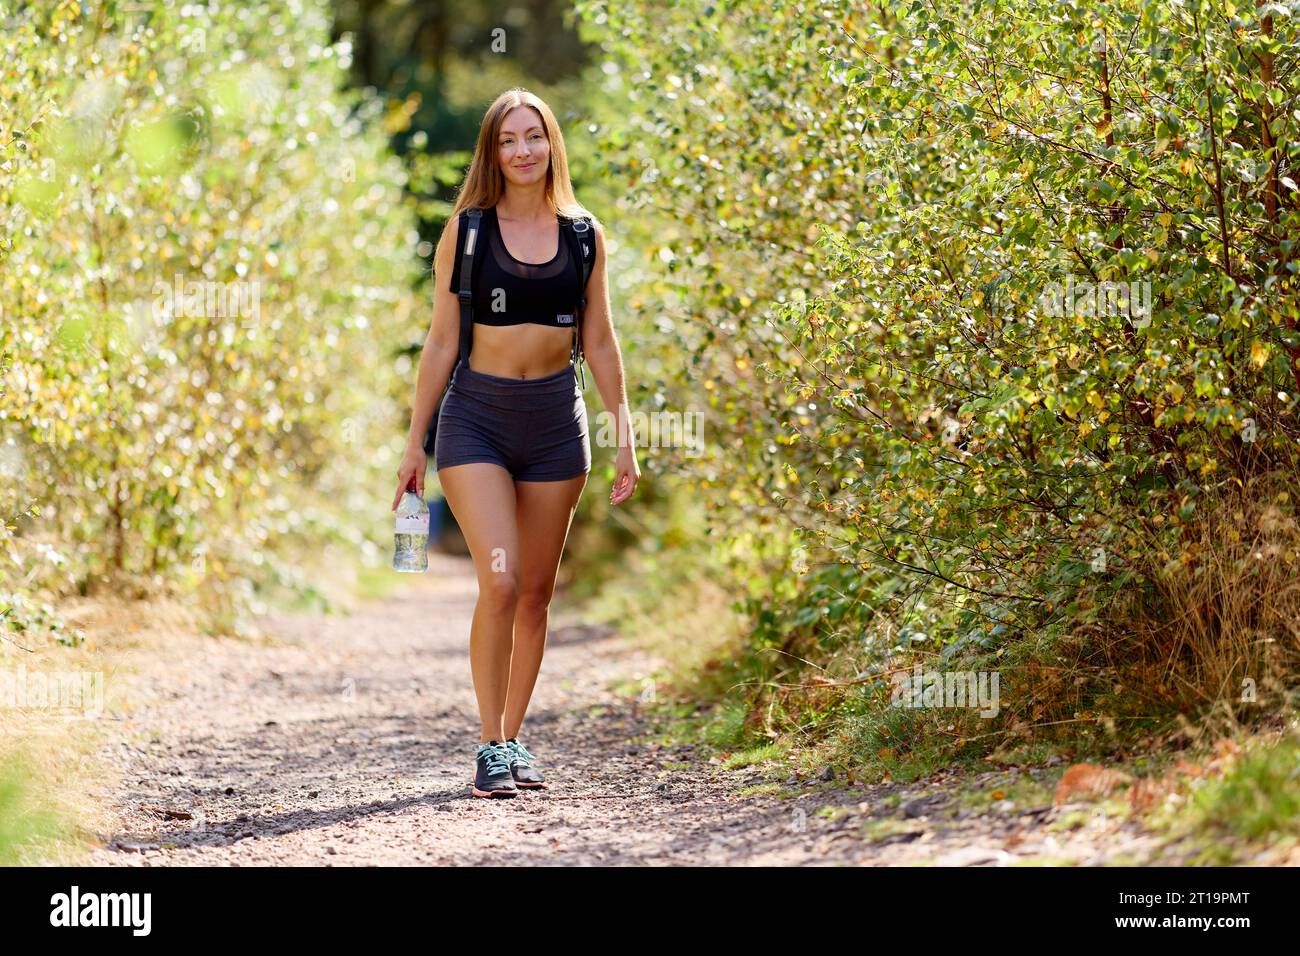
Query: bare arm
392 214 462 508
579 220 641 504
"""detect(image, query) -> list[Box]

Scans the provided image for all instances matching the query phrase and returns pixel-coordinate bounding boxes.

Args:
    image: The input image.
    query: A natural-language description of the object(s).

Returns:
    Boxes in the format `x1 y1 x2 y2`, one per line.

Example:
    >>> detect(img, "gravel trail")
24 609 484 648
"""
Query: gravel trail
83 552 1169 866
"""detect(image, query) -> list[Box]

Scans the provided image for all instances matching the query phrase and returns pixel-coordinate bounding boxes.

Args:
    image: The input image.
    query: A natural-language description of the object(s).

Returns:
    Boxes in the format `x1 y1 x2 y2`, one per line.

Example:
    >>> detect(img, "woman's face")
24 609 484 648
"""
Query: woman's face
497 107 549 186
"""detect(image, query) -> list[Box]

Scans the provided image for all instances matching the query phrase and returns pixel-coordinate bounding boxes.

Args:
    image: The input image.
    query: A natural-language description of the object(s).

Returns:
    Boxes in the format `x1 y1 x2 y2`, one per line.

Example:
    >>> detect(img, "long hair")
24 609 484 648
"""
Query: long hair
446 88 597 226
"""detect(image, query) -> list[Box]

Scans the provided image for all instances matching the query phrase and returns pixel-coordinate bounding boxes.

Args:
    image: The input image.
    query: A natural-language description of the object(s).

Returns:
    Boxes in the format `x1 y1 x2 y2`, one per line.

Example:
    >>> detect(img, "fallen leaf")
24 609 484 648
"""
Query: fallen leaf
1054 763 1133 805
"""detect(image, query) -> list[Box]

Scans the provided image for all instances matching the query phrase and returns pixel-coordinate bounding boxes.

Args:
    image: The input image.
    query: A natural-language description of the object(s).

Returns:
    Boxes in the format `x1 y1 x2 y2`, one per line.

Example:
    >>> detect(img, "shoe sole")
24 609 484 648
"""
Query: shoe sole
471 785 518 798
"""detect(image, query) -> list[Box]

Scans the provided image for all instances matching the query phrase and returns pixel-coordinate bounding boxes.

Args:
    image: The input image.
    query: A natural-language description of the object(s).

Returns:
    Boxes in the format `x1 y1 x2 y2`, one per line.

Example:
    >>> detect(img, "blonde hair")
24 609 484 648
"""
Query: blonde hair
447 88 597 226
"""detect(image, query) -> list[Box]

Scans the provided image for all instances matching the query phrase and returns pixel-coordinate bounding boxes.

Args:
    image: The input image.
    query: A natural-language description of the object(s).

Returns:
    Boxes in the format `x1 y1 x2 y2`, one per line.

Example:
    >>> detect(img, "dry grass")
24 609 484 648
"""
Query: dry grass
779 477 1300 775
1097 478 1300 733
587 558 748 695
0 589 224 863
969 479 1300 756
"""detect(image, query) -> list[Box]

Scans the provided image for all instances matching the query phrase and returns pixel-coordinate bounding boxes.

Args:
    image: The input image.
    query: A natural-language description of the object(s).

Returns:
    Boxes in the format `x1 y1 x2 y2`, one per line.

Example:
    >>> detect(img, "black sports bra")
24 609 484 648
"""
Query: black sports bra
448 206 581 328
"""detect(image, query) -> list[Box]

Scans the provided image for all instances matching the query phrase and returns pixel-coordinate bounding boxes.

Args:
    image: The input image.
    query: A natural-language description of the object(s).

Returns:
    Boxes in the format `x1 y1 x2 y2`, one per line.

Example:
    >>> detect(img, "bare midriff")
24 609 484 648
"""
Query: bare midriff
467 322 575 380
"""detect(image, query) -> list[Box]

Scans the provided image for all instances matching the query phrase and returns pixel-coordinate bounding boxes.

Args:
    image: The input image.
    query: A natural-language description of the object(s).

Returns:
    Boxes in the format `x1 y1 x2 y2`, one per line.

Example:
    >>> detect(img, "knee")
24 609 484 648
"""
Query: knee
479 572 519 612
516 585 554 618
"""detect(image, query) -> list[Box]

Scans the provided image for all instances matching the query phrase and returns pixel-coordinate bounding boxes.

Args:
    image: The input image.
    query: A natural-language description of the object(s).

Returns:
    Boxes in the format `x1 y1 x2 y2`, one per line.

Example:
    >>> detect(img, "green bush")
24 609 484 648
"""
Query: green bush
0 1 423 629
1188 734 1300 843
578 0 1300 748
0 748 63 866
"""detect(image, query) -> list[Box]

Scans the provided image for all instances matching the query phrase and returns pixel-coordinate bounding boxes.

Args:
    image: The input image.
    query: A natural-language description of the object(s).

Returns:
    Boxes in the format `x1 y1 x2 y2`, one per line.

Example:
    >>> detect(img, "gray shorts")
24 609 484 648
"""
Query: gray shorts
434 361 591 482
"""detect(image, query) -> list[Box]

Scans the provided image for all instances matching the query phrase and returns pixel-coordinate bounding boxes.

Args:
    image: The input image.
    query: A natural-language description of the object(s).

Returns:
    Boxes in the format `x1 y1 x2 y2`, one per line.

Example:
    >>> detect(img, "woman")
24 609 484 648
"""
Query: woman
393 89 641 799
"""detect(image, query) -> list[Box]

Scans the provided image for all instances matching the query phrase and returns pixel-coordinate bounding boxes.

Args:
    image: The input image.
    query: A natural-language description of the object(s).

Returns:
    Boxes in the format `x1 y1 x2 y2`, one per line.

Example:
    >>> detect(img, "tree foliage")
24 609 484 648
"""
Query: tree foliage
581 0 1299 702
1 0 422 626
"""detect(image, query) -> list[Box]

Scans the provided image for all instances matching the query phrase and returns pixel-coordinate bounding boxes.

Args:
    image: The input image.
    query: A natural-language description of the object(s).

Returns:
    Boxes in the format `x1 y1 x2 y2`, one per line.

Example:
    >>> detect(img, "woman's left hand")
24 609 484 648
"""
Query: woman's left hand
610 445 641 506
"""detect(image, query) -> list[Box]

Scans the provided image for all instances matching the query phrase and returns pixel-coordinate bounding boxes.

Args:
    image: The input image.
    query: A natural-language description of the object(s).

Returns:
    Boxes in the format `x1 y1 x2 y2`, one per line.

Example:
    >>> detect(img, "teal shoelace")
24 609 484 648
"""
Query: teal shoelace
477 742 511 776
507 739 535 767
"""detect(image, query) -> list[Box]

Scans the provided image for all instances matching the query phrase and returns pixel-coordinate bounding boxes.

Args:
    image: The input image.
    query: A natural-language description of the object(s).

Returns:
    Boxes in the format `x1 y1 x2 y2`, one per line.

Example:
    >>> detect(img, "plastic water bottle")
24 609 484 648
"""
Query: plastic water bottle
393 478 429 572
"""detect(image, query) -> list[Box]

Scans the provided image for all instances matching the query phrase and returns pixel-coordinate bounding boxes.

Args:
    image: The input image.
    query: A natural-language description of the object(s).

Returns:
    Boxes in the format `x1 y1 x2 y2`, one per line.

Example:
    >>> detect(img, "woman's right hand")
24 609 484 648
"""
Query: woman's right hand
392 444 428 510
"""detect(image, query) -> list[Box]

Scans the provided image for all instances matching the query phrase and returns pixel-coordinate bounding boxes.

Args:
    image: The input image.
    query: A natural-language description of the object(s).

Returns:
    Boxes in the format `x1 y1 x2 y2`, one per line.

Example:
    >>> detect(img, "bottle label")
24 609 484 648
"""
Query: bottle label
396 513 428 534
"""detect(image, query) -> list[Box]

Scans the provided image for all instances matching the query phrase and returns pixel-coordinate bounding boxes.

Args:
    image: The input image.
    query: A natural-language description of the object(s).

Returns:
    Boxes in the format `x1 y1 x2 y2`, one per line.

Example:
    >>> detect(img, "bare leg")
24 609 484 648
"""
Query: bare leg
504 473 587 739
437 462 519 743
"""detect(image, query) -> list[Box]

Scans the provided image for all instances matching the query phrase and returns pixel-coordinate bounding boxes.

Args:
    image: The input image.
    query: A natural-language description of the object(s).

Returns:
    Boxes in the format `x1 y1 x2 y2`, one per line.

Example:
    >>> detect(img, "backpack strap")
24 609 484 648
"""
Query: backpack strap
560 214 596 389
421 207 482 455
456 207 484 374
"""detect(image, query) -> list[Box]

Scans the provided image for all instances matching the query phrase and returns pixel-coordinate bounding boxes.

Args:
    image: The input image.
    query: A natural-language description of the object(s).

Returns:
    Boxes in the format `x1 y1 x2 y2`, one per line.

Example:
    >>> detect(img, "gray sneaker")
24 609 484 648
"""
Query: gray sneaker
472 740 518 798
505 737 546 789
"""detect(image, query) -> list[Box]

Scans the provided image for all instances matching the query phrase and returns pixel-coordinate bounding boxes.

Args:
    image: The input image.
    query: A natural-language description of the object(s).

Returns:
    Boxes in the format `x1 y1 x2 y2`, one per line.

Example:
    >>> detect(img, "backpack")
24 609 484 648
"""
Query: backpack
423 207 596 457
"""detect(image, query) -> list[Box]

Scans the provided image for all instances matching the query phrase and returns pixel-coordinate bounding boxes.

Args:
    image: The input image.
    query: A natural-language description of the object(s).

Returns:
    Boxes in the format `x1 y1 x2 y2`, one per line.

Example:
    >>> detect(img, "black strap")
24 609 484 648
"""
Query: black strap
456 208 484 372
421 208 482 456
560 215 595 389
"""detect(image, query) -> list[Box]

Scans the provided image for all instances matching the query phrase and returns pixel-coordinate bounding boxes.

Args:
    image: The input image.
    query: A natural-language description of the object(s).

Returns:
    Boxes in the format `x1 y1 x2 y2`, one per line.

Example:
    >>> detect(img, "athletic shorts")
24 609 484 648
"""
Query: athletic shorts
434 361 591 482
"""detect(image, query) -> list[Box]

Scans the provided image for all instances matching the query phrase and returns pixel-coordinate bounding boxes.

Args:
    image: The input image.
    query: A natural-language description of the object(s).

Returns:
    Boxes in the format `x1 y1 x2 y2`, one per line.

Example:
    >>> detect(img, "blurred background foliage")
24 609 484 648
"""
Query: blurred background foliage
1 0 427 633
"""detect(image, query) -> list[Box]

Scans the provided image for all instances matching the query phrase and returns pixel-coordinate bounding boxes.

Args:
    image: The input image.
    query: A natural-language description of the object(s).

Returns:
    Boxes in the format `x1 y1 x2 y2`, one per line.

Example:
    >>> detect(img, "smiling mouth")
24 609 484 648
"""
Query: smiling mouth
516 163 536 169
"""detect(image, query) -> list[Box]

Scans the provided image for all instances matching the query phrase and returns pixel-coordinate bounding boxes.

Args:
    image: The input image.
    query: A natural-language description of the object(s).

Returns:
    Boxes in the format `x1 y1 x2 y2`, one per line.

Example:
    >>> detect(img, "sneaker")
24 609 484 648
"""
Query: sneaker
472 739 518 798
505 737 546 789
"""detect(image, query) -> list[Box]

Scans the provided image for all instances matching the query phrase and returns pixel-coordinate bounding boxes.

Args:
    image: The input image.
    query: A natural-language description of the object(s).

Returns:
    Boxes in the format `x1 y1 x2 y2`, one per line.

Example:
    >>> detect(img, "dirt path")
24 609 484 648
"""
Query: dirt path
83 552 1167 866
